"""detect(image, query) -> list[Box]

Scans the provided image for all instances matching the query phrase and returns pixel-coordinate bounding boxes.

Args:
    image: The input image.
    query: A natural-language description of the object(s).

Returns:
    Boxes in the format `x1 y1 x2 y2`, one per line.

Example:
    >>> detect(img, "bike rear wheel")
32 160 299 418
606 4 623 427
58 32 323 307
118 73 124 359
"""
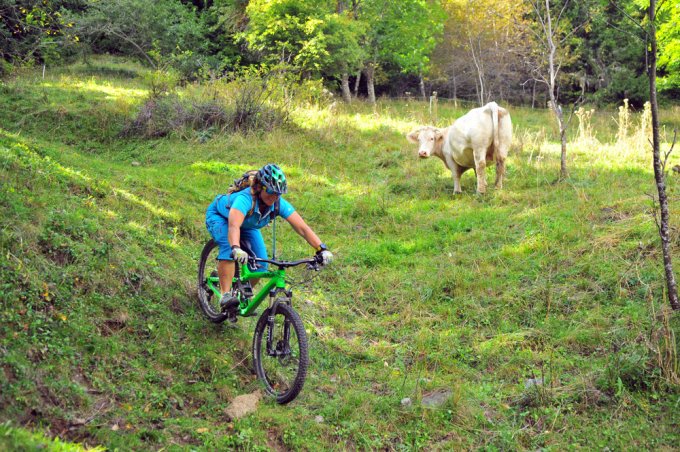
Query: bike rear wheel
197 239 230 323
252 304 308 404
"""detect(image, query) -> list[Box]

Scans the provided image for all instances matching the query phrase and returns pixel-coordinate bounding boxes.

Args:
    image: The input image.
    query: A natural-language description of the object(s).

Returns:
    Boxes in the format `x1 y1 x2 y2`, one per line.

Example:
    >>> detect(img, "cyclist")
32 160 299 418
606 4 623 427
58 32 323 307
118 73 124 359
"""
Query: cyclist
205 163 333 307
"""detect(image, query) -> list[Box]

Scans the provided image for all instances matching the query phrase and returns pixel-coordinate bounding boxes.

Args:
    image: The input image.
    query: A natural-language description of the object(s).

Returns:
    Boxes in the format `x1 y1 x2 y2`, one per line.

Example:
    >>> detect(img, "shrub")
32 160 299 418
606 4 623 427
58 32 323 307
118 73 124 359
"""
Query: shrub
121 94 182 138
143 69 180 98
225 68 291 133
122 67 304 138
121 94 229 138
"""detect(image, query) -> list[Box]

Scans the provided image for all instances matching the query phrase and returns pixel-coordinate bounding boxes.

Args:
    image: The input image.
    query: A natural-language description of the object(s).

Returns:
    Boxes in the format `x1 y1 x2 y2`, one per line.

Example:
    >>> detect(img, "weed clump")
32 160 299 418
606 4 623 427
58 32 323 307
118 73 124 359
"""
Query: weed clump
575 106 596 145
616 98 632 144
122 69 296 138
121 95 229 138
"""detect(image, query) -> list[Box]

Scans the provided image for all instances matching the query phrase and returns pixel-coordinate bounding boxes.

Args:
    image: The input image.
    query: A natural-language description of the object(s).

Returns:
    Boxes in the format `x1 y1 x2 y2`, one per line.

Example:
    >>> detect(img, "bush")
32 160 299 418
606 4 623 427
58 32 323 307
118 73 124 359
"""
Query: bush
121 94 229 138
228 74 289 132
143 69 180 98
294 78 334 108
123 68 294 138
594 67 648 108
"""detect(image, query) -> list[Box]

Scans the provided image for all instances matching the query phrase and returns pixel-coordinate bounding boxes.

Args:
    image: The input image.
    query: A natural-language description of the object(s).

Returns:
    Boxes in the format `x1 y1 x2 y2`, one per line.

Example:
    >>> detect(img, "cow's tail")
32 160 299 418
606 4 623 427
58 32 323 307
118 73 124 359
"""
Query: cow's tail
489 102 500 157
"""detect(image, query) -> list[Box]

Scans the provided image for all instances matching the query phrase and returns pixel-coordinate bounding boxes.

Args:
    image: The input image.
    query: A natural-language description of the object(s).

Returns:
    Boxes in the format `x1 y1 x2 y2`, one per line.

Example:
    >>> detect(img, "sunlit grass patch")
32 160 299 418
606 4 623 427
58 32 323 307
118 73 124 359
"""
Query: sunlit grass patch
43 78 148 101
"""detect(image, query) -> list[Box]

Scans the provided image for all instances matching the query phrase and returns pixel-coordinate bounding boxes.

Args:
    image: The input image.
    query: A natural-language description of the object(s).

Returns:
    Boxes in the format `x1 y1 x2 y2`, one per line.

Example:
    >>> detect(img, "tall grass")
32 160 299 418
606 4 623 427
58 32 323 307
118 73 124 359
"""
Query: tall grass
0 57 679 450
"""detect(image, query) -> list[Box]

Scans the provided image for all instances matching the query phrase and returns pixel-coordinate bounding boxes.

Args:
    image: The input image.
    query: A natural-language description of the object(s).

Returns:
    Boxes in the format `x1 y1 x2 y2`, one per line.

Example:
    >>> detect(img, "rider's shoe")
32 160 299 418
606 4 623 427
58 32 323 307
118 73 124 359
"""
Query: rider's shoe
220 293 239 323
220 293 238 310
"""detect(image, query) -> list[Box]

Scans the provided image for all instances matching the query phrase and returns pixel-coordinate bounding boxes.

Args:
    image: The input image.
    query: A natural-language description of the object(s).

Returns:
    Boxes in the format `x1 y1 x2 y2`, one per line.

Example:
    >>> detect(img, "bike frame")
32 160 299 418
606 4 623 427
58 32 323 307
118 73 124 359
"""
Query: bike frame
205 263 287 317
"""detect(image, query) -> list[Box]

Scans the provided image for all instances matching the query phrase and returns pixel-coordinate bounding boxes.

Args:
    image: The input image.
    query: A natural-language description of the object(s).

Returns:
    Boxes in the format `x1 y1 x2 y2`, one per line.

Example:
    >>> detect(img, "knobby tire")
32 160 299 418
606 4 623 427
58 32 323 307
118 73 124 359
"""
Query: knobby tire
252 304 308 404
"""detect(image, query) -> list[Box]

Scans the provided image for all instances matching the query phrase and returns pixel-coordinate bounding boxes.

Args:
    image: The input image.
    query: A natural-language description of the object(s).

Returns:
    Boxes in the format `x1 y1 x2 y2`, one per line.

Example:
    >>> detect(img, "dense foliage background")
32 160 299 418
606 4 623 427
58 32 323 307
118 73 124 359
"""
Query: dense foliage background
2 0 679 106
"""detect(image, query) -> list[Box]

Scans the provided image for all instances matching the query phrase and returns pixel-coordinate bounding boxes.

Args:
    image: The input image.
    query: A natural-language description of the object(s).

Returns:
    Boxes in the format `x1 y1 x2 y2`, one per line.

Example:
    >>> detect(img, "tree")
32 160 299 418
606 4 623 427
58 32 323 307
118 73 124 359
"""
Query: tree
656 0 680 95
335 0 365 103
523 0 590 179
434 0 529 105
647 0 679 310
1 0 87 65
355 0 443 103
203 0 254 71
242 0 364 90
576 1 647 106
323 7 365 102
72 0 206 70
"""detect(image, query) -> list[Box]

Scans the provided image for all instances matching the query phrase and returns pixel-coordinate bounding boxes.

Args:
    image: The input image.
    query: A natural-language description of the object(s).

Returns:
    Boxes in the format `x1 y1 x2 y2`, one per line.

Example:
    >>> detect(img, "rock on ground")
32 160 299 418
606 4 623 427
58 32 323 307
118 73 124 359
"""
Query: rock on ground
225 390 262 420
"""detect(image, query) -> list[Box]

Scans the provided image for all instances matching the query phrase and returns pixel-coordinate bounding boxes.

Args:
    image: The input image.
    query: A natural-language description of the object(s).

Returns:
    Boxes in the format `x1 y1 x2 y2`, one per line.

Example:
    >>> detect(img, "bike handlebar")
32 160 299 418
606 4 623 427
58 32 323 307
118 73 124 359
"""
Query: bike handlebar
250 254 323 269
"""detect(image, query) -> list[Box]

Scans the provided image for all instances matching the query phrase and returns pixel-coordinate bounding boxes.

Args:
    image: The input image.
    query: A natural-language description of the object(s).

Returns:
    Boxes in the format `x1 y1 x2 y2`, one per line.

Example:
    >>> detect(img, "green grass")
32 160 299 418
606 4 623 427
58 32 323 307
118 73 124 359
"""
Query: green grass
0 56 679 450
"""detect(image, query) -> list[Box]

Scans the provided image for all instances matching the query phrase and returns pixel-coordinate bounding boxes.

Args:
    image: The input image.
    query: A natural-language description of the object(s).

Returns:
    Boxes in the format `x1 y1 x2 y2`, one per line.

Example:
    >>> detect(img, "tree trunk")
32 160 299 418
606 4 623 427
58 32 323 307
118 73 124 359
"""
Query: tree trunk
648 0 679 310
450 61 458 108
340 72 352 103
547 99 568 179
365 65 376 104
544 0 567 179
107 27 156 68
469 32 484 106
353 70 361 98
419 74 426 101
559 121 568 179
337 0 353 104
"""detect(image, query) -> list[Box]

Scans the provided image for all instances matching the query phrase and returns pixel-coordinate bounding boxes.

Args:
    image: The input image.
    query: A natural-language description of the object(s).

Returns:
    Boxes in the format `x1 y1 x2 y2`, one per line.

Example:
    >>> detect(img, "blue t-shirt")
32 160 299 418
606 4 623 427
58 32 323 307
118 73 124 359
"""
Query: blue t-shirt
205 189 295 229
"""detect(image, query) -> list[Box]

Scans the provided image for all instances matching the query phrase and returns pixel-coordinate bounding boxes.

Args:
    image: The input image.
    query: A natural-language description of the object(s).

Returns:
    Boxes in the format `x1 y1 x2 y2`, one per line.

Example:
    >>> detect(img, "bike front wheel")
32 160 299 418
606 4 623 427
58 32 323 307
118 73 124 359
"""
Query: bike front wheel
252 304 309 404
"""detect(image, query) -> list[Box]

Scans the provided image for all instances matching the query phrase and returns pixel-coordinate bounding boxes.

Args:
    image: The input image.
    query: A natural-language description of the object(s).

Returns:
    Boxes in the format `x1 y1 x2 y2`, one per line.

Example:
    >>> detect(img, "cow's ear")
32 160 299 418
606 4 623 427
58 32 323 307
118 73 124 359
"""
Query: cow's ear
406 130 420 143
435 129 444 141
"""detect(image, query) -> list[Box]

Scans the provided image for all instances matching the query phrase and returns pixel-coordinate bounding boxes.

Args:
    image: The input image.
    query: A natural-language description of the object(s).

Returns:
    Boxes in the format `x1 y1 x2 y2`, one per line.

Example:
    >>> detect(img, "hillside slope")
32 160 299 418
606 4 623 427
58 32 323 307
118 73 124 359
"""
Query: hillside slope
1 60 678 450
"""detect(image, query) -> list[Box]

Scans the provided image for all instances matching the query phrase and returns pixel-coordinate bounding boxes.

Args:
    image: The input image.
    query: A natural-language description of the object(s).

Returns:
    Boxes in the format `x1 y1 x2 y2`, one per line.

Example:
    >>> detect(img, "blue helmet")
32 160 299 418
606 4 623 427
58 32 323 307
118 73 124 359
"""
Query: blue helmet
257 163 287 195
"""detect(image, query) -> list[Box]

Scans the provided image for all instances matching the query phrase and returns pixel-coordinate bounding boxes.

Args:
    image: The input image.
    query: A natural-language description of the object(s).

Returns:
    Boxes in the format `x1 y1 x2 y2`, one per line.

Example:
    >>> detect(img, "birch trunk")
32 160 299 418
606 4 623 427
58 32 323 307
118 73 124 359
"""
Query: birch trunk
340 73 352 103
648 0 679 310
365 65 376 104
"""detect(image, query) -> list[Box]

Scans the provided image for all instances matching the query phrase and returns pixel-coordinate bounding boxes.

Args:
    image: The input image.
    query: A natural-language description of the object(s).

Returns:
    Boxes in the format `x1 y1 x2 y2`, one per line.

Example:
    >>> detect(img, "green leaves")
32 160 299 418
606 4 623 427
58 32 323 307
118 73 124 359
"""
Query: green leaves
360 0 444 75
242 0 365 79
71 0 206 72
656 0 680 92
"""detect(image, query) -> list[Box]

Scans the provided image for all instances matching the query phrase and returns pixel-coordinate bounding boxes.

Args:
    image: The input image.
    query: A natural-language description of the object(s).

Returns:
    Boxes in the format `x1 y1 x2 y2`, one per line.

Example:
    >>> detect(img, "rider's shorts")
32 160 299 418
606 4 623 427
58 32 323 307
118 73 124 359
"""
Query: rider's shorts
206 217 268 272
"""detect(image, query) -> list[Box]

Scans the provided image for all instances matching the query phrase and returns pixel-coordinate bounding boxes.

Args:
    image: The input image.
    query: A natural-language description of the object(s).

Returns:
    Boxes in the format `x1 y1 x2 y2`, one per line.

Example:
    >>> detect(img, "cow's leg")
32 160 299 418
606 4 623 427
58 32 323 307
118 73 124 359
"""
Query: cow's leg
444 154 463 194
495 139 510 189
495 154 506 189
473 148 487 194
452 164 465 194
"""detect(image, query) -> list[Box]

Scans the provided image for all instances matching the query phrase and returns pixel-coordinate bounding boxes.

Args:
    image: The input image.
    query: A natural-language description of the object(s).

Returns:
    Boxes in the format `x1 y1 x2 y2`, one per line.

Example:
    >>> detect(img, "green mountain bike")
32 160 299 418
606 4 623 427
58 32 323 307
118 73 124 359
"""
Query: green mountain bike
197 239 323 404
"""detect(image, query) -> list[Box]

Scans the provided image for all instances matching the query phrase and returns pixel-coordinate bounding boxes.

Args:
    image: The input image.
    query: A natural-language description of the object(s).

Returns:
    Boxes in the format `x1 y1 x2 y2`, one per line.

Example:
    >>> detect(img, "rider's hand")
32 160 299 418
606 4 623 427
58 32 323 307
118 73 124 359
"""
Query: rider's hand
232 246 248 265
318 250 333 266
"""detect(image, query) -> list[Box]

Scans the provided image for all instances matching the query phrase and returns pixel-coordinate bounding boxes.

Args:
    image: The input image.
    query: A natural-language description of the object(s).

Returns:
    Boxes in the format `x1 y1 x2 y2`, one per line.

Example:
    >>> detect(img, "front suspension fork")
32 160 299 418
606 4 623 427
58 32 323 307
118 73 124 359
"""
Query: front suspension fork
266 290 293 357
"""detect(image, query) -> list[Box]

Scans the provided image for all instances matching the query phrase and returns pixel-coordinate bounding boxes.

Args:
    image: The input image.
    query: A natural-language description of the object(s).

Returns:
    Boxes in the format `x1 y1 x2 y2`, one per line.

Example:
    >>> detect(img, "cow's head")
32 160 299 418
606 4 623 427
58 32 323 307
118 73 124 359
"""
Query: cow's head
406 126 444 159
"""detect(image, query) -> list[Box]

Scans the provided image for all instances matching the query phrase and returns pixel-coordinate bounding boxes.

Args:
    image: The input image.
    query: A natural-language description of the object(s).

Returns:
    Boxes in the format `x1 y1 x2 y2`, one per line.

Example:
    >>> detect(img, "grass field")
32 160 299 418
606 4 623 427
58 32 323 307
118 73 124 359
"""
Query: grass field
1 57 679 450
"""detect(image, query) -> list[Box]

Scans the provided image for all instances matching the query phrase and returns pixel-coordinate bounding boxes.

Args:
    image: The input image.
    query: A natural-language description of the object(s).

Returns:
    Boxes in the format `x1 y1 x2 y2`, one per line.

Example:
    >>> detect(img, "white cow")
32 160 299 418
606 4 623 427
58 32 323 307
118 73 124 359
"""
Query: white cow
407 102 512 194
